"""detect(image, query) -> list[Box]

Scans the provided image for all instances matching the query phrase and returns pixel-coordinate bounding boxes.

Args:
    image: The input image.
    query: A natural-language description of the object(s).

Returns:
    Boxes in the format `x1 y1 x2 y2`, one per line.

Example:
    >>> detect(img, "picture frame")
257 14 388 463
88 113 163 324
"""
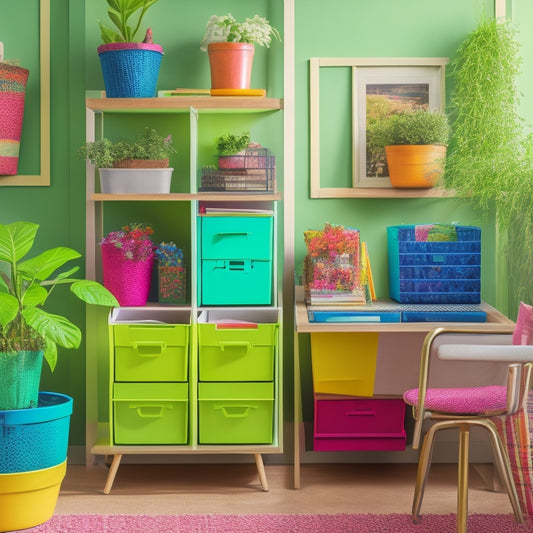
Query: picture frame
0 0 50 186
309 58 448 197
354 59 448 188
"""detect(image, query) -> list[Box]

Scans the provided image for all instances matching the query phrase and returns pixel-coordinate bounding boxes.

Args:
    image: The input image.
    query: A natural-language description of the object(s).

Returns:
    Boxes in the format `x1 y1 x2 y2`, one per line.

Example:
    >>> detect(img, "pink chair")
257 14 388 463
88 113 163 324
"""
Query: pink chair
403 326 533 533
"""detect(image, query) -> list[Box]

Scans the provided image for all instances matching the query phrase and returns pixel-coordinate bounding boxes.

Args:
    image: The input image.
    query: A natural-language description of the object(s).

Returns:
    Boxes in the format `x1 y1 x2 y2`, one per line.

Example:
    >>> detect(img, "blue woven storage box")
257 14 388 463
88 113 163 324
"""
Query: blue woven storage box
98 43 163 98
387 225 481 304
0 392 73 473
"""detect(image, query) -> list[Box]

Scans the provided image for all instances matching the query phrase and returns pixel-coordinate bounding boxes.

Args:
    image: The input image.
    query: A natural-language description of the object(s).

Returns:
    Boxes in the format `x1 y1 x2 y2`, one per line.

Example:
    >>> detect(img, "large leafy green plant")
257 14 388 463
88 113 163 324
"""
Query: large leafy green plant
99 0 160 43
0 221 118 371
444 18 533 312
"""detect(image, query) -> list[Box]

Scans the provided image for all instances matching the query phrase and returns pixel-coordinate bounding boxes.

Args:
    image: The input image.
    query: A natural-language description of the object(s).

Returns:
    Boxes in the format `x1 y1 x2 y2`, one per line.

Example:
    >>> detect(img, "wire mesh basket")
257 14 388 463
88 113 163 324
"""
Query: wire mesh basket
199 147 276 192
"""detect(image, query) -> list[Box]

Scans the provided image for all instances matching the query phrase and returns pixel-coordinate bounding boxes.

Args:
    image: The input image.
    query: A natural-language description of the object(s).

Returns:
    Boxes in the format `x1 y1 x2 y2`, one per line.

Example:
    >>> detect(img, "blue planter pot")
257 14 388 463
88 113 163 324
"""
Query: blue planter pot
0 392 73 473
98 42 163 98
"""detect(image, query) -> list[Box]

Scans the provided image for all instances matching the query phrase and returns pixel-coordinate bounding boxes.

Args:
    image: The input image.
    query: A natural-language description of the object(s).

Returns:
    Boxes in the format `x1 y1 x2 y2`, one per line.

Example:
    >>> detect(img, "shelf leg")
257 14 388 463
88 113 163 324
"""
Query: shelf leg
254 453 269 492
103 454 123 495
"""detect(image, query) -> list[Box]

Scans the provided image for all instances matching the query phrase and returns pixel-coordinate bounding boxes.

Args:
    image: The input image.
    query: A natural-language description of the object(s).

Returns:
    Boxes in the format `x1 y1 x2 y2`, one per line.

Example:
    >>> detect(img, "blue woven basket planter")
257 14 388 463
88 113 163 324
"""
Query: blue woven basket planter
0 392 73 473
98 42 163 98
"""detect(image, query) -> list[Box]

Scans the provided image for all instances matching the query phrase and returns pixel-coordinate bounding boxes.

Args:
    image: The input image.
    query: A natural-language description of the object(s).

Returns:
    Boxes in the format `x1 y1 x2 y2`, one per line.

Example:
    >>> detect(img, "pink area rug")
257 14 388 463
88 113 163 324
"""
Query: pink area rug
16 513 532 533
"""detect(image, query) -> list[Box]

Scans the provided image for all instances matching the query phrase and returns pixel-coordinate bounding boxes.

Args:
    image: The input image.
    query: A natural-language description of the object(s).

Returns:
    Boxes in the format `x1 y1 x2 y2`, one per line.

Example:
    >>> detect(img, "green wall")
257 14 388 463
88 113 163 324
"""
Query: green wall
1 0 532 453
293 0 498 302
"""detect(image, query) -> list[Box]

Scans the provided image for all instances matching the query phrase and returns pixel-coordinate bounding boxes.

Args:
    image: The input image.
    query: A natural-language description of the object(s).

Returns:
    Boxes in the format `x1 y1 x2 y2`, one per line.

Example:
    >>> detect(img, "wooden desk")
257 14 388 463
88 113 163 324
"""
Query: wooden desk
293 288 515 489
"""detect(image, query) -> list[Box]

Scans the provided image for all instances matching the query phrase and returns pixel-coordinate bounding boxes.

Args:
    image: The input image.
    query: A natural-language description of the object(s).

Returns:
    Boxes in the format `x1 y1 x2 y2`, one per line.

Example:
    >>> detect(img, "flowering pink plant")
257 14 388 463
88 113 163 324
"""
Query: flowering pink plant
100 223 155 262
304 223 359 258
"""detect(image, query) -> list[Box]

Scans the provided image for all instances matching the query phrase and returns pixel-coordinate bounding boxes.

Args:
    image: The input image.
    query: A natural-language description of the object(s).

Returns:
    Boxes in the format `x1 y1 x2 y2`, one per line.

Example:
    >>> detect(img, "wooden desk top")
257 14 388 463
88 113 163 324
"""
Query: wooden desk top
294 287 515 334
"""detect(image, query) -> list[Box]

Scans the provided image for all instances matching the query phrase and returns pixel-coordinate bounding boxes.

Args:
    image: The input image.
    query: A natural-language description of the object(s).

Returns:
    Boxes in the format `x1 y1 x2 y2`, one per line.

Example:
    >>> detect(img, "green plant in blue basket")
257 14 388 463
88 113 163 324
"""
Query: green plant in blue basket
0 221 118 409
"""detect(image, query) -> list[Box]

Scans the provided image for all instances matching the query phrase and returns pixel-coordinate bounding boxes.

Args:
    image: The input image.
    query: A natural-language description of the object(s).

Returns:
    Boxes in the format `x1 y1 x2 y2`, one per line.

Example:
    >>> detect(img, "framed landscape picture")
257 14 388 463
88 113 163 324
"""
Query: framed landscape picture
353 60 448 188
309 57 448 196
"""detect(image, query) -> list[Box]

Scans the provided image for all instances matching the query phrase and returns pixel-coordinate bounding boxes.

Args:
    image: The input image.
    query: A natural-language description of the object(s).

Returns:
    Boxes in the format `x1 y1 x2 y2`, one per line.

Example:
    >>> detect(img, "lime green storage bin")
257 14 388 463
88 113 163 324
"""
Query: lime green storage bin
198 382 274 444
200 215 273 260
111 308 190 382
198 320 277 382
113 383 188 445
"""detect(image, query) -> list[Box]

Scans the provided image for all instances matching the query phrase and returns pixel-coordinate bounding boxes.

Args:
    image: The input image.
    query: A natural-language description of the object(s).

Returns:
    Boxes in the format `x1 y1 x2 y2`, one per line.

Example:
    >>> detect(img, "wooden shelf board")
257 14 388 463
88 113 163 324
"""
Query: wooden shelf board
90 192 282 202
86 96 282 113
91 444 283 455
311 187 455 199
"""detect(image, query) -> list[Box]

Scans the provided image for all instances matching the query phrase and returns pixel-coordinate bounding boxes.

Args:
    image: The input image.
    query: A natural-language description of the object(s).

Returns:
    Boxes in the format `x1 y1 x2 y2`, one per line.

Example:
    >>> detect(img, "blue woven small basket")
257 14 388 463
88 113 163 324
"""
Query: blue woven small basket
98 43 163 98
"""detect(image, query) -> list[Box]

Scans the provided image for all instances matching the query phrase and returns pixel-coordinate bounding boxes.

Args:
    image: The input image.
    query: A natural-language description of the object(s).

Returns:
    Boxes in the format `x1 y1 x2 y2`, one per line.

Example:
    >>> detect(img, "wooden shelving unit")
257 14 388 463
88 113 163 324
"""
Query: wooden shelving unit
85 94 285 494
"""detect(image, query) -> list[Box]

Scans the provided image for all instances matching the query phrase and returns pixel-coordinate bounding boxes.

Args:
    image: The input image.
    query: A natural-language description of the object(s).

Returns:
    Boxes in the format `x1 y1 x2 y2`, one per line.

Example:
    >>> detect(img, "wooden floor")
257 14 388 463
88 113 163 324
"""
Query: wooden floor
55 462 515 516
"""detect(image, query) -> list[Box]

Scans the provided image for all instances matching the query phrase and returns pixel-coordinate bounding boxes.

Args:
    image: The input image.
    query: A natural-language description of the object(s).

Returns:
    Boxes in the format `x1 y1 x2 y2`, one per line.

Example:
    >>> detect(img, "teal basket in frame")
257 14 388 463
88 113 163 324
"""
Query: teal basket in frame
98 42 163 98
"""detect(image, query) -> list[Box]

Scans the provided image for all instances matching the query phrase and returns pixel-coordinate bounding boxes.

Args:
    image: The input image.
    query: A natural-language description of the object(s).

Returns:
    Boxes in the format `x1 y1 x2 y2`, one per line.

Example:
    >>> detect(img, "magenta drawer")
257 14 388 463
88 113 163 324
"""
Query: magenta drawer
313 395 406 452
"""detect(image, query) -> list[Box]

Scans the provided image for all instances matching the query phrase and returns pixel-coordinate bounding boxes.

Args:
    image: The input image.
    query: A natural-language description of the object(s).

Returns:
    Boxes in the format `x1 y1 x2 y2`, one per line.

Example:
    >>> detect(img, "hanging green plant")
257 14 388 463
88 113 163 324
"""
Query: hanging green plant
444 17 533 311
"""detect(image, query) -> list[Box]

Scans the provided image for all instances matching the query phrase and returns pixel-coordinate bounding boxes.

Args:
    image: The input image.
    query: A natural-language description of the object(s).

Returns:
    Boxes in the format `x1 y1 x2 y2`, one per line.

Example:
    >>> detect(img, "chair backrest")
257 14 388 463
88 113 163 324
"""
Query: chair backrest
411 327 533 449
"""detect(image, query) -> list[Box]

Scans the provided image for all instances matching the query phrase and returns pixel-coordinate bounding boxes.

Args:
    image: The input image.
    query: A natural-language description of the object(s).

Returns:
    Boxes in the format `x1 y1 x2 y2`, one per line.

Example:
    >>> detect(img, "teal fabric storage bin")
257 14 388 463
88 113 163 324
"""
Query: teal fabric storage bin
200 216 273 260
201 259 272 305
199 215 274 305
198 382 274 444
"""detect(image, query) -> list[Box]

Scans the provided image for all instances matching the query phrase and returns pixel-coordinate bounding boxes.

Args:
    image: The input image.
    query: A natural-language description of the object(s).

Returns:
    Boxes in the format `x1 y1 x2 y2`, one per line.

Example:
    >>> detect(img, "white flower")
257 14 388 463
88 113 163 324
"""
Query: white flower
200 13 280 51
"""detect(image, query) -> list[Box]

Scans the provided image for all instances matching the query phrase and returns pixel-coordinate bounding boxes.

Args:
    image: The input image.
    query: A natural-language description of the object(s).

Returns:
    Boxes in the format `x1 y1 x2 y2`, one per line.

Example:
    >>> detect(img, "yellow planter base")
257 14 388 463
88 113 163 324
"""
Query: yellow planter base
0 460 66 532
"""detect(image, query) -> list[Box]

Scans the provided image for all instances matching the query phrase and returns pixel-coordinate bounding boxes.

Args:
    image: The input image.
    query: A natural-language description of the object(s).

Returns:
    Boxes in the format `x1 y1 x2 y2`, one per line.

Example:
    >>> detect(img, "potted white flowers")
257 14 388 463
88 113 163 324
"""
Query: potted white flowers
200 14 280 90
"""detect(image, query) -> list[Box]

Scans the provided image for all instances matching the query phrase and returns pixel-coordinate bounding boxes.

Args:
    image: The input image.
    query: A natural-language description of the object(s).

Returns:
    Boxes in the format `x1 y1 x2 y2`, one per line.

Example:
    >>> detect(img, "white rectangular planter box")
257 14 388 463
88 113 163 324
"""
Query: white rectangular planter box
99 168 173 194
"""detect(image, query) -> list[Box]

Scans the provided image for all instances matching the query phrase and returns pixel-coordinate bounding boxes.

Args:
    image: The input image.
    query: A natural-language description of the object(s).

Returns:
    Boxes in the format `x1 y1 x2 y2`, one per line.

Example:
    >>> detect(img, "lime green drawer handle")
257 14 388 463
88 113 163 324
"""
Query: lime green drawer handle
216 341 251 352
131 341 167 356
214 404 257 418
130 403 173 418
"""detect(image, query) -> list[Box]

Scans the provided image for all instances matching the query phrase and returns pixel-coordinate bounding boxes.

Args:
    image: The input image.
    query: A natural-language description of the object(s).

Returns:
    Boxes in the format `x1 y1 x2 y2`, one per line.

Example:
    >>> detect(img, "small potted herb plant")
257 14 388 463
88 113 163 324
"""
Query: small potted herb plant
383 109 450 188
78 127 175 193
97 0 163 97
200 14 281 90
215 130 251 169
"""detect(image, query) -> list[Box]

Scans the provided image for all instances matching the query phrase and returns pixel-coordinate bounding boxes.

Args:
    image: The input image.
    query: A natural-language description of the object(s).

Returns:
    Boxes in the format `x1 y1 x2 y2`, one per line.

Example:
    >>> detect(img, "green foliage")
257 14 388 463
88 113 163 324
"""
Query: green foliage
215 131 251 156
201 14 281 51
384 110 450 146
78 128 175 168
444 18 533 309
99 0 160 43
0 222 118 371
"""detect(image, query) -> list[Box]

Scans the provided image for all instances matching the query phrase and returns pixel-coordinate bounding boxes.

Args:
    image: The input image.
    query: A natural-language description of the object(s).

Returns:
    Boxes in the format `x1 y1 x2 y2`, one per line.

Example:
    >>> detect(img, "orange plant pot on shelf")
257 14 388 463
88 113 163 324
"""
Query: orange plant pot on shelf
207 42 255 89
385 145 446 188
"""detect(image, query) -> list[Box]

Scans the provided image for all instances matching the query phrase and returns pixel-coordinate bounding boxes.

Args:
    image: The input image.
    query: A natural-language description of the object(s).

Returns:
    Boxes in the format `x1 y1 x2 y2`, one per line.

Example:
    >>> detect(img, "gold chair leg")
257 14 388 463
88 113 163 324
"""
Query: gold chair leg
482 420 525 524
457 426 470 533
412 422 439 522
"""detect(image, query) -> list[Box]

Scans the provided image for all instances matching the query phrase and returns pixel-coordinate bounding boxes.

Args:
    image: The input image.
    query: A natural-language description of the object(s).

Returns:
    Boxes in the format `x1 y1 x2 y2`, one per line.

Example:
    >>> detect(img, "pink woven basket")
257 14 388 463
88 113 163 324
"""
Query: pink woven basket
0 63 29 175
101 243 154 306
